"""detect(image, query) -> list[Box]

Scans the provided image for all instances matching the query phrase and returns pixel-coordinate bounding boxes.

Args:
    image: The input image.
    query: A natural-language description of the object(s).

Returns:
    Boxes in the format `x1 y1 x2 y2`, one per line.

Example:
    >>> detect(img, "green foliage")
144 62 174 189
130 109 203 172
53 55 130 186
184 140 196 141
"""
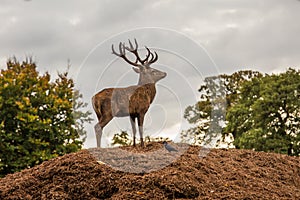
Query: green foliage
72 90 93 142
183 68 300 156
111 131 132 146
145 135 169 143
182 70 262 146
226 68 300 155
0 58 92 177
111 131 170 147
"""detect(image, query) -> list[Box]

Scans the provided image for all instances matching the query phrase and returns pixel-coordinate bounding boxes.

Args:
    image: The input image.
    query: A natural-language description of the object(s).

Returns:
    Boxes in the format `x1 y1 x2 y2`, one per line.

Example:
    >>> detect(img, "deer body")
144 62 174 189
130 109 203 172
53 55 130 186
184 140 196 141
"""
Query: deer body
92 39 166 147
92 84 156 118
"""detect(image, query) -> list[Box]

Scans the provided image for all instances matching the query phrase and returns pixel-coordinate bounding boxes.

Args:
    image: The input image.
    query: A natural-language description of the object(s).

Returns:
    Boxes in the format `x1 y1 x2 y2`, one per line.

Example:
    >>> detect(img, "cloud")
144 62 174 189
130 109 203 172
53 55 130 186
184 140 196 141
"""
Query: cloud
1 0 300 148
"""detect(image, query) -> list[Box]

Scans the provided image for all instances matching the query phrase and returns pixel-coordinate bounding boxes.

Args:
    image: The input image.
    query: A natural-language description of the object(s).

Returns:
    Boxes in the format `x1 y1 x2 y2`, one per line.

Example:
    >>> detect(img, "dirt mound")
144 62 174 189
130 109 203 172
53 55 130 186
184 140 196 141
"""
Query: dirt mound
0 142 300 199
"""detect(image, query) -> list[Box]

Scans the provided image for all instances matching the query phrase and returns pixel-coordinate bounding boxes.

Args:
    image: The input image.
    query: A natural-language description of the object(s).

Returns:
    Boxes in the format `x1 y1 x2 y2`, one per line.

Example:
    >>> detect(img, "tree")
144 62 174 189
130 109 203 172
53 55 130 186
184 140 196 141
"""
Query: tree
111 131 132 146
0 58 92 177
72 89 93 142
226 68 300 155
111 131 170 147
181 70 262 146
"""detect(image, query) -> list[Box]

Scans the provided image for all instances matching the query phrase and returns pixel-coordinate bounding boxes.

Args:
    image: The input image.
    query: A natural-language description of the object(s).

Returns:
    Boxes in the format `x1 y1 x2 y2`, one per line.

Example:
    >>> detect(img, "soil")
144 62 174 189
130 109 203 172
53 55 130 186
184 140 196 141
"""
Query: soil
0 142 299 200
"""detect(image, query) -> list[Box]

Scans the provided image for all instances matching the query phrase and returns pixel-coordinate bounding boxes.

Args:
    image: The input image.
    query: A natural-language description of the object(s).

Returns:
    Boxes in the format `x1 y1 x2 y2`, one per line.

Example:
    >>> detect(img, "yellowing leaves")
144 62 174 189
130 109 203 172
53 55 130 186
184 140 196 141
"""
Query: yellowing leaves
0 57 92 177
3 83 9 88
22 97 30 106
15 101 24 109
16 113 39 122
15 97 31 110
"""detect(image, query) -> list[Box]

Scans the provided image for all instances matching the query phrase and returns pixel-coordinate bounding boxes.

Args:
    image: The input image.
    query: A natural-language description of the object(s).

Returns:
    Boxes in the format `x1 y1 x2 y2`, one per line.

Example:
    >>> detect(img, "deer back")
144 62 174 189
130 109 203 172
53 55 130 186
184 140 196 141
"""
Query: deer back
93 83 156 118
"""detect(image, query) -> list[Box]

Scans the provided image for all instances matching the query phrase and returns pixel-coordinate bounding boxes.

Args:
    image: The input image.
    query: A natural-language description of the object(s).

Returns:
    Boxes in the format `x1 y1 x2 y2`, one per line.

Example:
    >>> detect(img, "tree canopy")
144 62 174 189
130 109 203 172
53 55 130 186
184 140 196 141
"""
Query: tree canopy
182 69 300 156
181 70 262 146
226 68 300 155
0 58 92 176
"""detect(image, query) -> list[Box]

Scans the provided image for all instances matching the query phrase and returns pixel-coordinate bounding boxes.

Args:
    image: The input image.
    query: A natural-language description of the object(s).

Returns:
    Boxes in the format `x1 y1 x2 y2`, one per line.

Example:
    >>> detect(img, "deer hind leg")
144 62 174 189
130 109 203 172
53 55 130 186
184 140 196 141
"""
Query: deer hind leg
94 113 113 148
94 123 102 148
130 115 137 146
137 114 145 147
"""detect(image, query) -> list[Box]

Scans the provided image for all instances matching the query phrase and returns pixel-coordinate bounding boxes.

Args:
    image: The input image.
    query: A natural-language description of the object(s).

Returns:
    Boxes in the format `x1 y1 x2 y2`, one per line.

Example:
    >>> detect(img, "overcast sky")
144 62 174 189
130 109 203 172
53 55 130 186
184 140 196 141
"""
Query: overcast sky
1 0 300 148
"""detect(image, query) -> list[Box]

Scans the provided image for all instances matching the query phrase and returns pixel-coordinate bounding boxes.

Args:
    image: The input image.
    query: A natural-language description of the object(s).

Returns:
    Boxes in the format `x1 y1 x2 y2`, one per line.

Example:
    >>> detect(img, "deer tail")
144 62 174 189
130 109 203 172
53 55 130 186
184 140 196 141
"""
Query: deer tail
92 95 102 120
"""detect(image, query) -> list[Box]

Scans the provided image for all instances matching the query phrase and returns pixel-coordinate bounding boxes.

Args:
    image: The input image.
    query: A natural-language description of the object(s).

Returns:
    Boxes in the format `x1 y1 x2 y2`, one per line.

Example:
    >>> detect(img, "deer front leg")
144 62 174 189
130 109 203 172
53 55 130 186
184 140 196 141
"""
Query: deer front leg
94 123 102 148
130 115 137 146
137 114 145 147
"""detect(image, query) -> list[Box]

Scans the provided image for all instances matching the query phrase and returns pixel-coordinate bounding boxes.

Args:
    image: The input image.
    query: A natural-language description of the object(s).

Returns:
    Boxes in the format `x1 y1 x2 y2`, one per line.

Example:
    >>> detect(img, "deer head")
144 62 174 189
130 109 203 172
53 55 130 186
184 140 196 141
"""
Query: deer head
112 39 167 85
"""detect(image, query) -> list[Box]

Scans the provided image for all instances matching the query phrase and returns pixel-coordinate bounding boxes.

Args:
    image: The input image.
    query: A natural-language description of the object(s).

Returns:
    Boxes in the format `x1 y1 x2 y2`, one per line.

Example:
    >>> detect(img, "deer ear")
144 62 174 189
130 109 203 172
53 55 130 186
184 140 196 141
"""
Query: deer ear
132 67 140 73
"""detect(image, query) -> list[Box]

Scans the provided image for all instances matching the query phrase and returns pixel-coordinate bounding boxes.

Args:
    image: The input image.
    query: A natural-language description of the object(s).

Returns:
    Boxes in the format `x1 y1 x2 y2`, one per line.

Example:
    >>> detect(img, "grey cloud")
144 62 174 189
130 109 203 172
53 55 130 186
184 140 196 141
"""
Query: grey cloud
1 0 300 147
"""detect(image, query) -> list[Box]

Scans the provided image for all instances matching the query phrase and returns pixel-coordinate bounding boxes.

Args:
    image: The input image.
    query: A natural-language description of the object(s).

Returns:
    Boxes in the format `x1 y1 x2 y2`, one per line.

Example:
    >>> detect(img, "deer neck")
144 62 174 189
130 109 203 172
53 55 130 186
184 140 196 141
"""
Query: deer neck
138 79 154 86
142 83 156 104
137 77 157 103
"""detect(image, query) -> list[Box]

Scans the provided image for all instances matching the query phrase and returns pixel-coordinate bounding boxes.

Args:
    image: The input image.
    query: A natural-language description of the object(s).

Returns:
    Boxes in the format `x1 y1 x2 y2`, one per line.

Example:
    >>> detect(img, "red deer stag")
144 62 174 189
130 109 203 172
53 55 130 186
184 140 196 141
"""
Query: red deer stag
92 39 167 147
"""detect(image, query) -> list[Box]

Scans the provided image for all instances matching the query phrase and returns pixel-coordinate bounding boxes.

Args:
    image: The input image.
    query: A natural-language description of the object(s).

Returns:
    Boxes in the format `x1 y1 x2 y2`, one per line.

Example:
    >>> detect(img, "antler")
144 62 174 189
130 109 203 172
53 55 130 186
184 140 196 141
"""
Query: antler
112 39 158 67
145 47 158 66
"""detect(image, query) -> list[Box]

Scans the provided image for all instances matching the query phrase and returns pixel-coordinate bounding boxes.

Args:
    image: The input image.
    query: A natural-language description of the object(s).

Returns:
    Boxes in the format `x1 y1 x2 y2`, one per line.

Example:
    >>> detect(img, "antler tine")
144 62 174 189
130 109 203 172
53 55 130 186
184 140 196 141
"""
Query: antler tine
150 51 158 64
124 39 145 65
128 39 133 50
125 39 138 52
128 39 137 51
111 39 158 67
134 38 138 49
111 44 121 56
111 41 140 67
119 42 125 55
141 47 151 63
145 50 158 66
140 46 152 65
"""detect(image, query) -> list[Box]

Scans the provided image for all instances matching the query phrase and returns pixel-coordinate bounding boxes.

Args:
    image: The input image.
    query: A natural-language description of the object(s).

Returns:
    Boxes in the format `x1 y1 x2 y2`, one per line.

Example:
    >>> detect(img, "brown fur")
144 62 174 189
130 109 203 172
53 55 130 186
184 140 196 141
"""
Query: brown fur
92 84 157 147
92 39 166 147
